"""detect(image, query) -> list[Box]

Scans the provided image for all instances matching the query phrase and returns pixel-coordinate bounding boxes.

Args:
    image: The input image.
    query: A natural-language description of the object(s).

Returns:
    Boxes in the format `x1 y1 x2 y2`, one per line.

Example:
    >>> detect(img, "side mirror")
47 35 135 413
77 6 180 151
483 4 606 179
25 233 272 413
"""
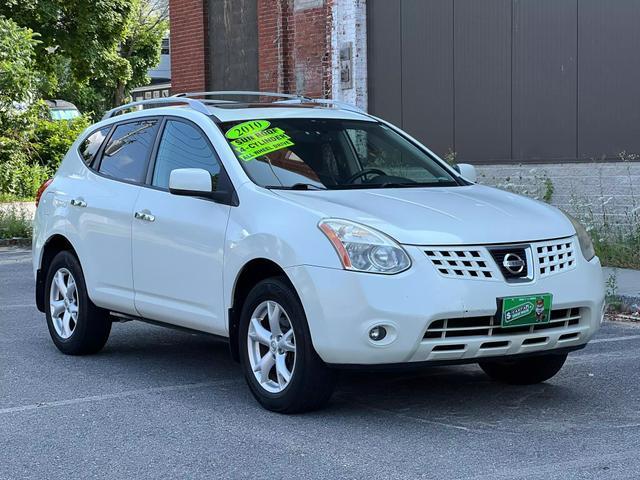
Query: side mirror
169 168 231 203
455 163 477 183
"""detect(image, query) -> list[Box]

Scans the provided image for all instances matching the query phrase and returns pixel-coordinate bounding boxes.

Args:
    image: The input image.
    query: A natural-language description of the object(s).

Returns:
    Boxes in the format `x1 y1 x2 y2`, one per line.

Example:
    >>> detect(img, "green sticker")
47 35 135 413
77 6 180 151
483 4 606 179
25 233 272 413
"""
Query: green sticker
225 120 271 139
229 127 295 162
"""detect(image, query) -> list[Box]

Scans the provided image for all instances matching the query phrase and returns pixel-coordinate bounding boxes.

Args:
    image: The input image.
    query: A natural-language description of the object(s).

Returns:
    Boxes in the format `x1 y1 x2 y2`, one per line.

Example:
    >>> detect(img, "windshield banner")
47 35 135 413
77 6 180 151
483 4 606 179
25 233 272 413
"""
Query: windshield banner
226 121 295 161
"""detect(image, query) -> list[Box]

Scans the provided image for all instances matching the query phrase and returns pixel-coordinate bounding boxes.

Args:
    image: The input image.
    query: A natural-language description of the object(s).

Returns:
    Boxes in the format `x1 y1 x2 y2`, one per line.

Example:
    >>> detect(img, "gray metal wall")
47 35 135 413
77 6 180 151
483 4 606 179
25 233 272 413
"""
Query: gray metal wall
207 0 259 91
367 0 640 164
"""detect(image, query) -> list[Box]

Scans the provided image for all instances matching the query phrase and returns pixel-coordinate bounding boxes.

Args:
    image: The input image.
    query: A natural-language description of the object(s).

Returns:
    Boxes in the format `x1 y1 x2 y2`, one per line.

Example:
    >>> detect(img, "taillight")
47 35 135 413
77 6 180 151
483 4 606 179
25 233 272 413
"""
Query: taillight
35 179 53 207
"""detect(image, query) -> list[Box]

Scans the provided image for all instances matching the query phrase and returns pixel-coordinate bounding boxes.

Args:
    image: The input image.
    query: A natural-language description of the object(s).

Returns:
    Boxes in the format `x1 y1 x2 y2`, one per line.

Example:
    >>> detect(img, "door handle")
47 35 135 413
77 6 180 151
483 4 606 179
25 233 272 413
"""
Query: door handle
70 198 87 208
134 211 155 222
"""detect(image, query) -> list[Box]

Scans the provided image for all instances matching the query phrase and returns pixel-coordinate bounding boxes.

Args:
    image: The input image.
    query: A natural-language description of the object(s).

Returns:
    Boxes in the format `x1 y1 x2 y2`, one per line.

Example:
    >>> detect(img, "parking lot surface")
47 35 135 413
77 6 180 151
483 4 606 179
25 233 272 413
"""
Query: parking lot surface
2 246 640 479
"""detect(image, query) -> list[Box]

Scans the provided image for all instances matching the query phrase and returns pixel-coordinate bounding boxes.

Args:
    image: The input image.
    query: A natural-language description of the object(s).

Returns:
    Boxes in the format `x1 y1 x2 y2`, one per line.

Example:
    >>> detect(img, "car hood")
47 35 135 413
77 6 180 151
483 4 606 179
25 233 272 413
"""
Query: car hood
274 185 575 245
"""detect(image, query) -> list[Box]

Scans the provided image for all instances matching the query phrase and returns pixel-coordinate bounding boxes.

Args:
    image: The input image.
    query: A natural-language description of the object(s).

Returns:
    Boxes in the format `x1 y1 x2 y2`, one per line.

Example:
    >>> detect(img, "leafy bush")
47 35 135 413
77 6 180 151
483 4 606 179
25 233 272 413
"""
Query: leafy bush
0 159 51 199
0 101 88 198
31 112 89 169
0 205 32 239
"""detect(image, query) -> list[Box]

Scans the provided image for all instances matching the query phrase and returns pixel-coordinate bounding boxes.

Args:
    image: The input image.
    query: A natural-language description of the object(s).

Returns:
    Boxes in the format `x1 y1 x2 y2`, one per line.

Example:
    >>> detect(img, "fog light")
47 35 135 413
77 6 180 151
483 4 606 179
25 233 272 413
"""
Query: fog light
369 326 387 341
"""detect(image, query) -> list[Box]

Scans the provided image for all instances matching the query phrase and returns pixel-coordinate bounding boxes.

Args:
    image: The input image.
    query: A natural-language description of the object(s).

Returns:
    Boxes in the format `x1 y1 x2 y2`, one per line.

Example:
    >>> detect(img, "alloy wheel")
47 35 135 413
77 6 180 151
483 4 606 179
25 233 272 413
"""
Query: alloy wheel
49 268 79 339
247 300 296 393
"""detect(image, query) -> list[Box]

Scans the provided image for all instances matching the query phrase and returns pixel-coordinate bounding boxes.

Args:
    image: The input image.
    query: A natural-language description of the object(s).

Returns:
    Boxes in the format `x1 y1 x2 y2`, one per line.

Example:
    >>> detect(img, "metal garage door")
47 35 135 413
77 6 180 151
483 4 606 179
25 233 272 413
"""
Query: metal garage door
367 0 640 163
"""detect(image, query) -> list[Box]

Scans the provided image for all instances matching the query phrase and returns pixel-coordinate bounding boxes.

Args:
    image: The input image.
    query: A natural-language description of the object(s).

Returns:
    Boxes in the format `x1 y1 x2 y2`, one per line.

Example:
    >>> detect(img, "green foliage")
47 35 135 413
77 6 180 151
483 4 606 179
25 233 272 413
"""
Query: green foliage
0 205 32 239
0 0 168 117
591 224 640 270
31 112 89 168
0 159 51 199
0 16 40 106
0 101 89 198
542 176 554 203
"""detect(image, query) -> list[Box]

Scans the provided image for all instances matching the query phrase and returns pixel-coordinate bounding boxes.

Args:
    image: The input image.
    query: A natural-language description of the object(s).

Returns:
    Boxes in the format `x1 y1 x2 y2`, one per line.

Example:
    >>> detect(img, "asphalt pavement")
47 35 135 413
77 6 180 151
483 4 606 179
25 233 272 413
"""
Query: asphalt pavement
2 246 640 480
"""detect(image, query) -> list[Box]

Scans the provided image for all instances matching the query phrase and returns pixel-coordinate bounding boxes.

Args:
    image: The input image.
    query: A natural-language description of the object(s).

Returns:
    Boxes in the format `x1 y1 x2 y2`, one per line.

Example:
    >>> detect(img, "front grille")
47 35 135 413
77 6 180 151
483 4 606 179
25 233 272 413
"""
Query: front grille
423 307 581 339
424 236 577 282
424 248 498 280
536 238 576 278
489 247 529 281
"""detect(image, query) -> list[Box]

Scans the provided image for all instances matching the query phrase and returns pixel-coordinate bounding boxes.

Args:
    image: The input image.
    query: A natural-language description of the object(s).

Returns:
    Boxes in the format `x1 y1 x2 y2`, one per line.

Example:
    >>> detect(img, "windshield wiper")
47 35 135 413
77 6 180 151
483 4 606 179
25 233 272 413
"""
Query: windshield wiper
266 183 327 190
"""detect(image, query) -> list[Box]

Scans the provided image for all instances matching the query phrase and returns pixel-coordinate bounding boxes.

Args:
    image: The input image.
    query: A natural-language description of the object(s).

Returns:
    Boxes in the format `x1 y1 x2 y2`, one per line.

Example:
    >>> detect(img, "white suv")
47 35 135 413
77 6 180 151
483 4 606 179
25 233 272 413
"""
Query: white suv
32 92 605 413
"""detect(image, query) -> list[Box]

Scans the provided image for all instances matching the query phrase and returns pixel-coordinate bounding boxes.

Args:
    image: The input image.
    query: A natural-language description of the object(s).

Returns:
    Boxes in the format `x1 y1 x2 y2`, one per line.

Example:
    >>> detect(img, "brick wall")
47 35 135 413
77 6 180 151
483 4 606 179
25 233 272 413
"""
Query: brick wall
169 0 208 94
477 162 640 226
257 0 332 97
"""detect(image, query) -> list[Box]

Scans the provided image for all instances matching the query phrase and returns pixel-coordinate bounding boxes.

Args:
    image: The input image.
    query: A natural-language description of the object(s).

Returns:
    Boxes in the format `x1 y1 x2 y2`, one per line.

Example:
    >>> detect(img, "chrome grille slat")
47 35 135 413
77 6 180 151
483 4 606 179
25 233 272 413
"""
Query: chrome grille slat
536 238 576 278
424 308 583 340
424 248 499 280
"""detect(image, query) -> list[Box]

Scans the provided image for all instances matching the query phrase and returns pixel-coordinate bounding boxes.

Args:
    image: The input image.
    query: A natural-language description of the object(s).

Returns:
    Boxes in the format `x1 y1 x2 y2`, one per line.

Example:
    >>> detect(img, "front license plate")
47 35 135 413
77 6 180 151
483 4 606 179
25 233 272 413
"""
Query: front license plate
499 293 553 328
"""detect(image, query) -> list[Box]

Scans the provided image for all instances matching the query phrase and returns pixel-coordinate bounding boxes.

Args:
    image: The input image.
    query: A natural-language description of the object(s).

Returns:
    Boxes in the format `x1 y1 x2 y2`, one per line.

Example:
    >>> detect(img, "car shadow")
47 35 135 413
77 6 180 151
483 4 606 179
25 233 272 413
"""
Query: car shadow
97 322 582 425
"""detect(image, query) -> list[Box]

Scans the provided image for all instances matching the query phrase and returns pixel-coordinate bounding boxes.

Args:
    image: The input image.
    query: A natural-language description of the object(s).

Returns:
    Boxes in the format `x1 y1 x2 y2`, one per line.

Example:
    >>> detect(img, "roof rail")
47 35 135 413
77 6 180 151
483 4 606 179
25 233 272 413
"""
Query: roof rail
173 91 311 102
173 90 366 114
102 97 211 120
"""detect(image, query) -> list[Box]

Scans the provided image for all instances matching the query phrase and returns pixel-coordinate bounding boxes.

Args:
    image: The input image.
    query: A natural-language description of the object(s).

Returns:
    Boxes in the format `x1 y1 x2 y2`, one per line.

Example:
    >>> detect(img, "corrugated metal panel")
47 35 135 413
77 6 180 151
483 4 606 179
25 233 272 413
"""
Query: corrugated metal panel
208 0 258 90
401 0 454 157
454 0 512 162
512 0 577 161
367 0 640 164
367 0 402 126
578 0 640 159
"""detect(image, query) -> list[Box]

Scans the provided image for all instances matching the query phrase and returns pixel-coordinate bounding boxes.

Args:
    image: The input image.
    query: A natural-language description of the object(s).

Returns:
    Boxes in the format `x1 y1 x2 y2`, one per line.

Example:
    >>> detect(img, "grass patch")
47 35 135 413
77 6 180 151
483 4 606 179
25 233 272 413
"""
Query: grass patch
593 235 640 270
0 207 32 239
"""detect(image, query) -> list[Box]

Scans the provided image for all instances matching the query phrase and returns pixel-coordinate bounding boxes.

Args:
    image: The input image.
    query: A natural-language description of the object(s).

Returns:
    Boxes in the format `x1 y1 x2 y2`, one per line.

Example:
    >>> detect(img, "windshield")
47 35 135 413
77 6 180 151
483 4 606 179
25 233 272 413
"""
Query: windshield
220 118 461 189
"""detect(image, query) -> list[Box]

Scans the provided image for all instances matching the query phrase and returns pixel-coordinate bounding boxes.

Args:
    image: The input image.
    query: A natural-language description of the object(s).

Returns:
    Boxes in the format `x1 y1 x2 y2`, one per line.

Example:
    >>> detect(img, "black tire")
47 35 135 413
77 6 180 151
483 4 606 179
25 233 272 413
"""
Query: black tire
44 251 111 355
239 277 335 413
479 352 568 385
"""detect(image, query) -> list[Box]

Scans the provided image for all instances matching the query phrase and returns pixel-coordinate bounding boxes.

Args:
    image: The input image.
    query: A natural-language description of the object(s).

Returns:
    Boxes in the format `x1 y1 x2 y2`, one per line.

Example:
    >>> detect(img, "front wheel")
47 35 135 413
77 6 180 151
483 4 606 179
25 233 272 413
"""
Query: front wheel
479 352 568 385
239 277 335 413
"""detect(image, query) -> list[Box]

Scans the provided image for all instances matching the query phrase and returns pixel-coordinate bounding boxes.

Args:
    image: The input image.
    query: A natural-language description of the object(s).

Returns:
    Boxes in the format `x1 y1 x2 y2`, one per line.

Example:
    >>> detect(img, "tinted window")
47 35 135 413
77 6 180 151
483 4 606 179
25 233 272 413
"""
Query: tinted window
99 120 159 182
152 120 222 189
79 127 110 166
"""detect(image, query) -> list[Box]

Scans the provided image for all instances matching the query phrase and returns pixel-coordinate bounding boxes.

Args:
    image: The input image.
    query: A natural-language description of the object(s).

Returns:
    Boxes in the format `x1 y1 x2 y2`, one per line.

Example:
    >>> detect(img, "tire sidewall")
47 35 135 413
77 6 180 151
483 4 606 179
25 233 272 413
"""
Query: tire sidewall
239 278 315 408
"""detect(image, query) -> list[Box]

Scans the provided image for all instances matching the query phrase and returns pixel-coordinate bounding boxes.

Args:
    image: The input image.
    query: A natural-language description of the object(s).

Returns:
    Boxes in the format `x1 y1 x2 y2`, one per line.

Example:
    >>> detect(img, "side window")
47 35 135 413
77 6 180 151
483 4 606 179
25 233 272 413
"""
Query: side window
99 120 159 183
79 127 110 166
152 120 222 190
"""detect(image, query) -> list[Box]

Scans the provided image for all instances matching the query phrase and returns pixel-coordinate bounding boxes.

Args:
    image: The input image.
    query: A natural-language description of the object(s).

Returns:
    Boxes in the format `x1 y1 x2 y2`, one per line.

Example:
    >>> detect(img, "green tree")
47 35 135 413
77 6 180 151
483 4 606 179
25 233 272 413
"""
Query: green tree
114 0 169 106
0 0 168 117
0 17 39 108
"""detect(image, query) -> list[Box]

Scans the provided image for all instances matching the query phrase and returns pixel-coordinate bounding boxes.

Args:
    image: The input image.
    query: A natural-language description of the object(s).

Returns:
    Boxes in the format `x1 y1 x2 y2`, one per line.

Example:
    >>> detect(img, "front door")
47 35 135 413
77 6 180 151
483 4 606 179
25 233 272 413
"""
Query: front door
132 119 231 334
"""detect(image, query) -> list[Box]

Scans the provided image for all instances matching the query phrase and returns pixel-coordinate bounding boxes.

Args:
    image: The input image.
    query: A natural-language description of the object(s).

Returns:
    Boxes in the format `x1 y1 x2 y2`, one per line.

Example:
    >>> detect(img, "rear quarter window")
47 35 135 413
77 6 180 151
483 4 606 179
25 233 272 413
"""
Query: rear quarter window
79 127 111 166
98 120 160 183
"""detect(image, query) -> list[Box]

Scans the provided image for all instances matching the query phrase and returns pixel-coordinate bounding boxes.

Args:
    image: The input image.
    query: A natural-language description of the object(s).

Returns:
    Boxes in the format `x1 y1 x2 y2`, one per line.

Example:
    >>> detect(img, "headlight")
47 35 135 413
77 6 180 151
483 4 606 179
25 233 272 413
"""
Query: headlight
318 219 411 274
565 213 596 261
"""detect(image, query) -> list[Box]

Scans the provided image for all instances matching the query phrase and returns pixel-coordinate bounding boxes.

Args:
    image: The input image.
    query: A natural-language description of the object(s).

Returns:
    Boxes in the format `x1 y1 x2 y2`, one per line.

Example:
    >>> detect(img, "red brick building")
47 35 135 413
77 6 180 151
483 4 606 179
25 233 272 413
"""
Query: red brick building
169 0 359 101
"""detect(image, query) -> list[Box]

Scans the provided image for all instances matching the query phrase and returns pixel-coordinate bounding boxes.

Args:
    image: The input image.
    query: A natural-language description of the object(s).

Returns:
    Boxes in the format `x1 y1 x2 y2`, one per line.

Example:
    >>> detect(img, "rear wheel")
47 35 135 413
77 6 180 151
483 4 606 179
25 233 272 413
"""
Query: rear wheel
239 277 335 413
45 251 111 355
479 352 568 385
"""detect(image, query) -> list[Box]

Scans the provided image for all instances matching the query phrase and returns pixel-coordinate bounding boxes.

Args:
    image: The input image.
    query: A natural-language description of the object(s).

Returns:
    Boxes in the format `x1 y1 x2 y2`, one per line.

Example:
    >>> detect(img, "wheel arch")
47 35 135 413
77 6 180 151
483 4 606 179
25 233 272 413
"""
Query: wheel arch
35 234 79 312
228 258 293 363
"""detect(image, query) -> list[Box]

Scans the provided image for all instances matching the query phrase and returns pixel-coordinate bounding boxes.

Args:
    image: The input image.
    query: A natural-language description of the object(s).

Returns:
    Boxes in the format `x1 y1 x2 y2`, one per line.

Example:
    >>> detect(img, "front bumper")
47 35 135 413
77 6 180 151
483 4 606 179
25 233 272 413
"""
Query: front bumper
285 241 605 365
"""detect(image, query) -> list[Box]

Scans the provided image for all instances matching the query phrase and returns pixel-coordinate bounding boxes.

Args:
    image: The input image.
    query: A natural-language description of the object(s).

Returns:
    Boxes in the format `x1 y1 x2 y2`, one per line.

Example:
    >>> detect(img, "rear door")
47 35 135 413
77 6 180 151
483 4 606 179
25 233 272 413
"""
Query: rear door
131 118 232 334
67 119 160 314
